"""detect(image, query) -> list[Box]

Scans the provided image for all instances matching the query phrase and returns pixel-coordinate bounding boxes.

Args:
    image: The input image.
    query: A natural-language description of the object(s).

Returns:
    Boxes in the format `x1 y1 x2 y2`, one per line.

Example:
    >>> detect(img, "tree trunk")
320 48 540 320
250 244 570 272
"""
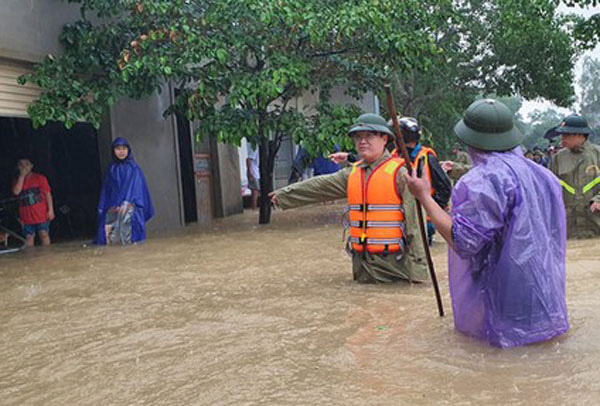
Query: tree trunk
258 137 274 224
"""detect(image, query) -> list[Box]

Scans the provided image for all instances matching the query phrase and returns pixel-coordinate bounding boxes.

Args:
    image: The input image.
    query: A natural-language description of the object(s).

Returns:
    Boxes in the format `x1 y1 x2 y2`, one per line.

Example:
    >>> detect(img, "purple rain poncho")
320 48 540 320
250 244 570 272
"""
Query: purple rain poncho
450 147 569 348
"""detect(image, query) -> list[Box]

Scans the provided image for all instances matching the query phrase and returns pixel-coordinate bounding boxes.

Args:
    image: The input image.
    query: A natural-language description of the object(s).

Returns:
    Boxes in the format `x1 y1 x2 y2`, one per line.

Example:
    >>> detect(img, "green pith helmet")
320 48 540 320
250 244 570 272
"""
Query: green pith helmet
348 113 394 137
555 114 593 136
454 99 523 151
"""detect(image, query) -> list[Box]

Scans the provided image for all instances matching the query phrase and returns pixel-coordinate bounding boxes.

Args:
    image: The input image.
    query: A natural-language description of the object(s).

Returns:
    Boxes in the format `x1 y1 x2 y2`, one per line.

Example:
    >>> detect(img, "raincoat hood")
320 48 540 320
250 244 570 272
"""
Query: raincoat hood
111 137 133 162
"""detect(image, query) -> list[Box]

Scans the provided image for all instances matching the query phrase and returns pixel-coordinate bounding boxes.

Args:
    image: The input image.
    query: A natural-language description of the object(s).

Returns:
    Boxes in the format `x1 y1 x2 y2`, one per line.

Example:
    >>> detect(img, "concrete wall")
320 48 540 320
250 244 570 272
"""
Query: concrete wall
0 0 243 233
0 0 80 63
213 142 243 217
103 85 185 233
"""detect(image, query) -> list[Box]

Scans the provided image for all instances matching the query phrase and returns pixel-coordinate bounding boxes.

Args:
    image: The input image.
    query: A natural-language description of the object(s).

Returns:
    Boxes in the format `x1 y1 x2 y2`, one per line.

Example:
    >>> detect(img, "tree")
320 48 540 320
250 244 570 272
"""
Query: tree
385 0 578 157
580 56 600 123
564 0 600 48
522 108 563 150
20 0 456 224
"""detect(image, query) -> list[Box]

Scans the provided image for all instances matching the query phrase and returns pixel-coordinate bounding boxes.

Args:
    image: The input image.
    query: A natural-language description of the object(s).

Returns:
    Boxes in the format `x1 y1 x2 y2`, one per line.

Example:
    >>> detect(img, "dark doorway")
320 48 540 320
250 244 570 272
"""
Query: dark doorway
175 114 198 224
0 117 102 241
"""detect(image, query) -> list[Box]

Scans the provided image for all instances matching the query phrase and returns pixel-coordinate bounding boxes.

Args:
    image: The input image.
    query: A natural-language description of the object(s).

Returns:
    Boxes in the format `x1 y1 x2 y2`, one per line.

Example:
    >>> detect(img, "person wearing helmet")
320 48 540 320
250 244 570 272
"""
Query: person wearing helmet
394 117 452 245
548 114 600 238
270 113 428 284
404 99 569 348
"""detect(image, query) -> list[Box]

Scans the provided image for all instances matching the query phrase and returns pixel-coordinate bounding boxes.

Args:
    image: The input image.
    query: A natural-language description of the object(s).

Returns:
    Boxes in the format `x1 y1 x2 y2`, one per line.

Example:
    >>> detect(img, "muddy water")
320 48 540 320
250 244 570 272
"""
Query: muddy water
1 203 599 405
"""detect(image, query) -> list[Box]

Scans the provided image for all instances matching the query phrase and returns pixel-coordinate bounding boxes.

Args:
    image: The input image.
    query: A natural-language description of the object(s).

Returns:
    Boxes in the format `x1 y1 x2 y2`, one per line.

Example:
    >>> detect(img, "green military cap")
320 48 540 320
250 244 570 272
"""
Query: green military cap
454 99 523 151
348 113 394 137
555 114 593 135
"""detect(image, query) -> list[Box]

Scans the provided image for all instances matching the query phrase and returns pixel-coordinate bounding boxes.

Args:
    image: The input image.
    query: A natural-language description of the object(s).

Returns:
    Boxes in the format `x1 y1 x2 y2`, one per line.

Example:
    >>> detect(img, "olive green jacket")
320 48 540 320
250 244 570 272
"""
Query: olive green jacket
448 151 471 181
549 141 600 239
274 150 428 283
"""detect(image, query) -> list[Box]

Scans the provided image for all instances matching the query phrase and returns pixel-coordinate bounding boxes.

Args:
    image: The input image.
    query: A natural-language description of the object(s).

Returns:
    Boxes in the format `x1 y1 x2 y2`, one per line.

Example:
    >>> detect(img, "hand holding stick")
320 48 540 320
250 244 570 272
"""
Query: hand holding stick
384 84 444 317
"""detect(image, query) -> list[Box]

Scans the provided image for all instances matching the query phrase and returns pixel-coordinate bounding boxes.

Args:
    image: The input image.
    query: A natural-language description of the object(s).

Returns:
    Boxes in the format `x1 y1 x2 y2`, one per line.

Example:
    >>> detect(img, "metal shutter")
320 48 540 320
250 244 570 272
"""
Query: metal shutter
0 62 41 118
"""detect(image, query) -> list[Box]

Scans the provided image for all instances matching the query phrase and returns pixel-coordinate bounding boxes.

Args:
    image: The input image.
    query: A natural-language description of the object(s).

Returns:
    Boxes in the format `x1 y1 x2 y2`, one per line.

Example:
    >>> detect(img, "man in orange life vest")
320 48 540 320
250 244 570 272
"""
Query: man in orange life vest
269 113 428 283
394 117 451 245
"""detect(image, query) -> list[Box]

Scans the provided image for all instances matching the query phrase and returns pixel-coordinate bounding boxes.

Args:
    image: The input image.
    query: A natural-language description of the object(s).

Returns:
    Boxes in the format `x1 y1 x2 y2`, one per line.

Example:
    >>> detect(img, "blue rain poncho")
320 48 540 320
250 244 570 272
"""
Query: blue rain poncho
95 138 154 245
450 147 569 348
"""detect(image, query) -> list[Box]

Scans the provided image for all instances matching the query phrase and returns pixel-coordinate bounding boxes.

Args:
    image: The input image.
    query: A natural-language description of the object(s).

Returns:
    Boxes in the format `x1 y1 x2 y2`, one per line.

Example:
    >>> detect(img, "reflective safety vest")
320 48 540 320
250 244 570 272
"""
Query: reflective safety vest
414 146 437 196
347 157 406 254
560 177 600 196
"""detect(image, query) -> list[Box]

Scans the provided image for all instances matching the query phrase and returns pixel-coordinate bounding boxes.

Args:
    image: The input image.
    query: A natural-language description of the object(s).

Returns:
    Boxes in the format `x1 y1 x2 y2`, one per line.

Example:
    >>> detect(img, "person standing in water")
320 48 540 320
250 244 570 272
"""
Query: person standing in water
270 113 428 284
405 99 569 348
95 138 154 245
549 114 600 238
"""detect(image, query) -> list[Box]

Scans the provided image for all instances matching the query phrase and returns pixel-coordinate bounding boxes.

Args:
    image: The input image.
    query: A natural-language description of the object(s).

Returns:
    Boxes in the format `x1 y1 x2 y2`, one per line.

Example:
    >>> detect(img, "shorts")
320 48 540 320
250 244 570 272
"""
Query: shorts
23 222 50 236
248 178 260 191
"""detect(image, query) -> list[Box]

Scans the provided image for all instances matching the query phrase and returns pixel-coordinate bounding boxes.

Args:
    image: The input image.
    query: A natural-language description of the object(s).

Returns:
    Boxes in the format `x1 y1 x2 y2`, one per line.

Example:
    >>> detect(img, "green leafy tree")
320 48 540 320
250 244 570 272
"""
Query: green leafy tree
20 0 455 223
580 56 600 128
522 108 563 150
385 0 577 157
563 0 600 48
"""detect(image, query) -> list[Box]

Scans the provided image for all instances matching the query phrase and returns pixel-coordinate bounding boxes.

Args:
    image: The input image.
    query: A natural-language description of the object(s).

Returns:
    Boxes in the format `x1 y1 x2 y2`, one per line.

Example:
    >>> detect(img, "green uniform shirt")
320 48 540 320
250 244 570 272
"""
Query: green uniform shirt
274 150 429 283
448 150 471 181
550 141 600 239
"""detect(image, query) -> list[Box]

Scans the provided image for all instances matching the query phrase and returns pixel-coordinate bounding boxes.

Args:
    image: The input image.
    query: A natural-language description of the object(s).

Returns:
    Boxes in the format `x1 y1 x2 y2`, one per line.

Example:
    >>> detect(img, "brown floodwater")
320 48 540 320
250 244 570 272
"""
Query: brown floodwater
1 203 599 405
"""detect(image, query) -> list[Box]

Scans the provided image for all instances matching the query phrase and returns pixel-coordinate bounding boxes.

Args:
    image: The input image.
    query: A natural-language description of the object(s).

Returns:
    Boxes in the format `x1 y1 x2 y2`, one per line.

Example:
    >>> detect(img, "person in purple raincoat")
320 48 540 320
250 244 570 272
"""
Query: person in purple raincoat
405 99 569 348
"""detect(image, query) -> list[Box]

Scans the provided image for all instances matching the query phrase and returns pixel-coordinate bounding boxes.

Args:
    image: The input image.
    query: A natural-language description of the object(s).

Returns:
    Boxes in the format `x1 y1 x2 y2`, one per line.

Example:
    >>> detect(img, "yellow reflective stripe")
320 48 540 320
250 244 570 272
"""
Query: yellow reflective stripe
384 160 400 174
560 180 576 195
583 176 600 194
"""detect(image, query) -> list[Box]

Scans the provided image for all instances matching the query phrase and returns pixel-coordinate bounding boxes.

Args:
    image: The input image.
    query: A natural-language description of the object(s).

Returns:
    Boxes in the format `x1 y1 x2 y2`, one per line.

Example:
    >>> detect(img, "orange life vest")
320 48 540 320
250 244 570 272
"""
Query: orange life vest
391 146 437 195
347 157 406 254
414 146 437 196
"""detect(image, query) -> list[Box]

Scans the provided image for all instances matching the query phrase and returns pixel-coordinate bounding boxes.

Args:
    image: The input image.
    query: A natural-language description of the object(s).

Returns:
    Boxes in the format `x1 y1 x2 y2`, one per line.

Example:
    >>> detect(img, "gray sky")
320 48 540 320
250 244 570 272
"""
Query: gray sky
520 4 600 120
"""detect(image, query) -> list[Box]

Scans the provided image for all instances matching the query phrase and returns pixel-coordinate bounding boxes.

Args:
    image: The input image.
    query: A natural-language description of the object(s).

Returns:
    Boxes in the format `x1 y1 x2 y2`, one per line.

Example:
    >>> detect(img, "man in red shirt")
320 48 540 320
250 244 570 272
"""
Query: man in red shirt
12 158 55 247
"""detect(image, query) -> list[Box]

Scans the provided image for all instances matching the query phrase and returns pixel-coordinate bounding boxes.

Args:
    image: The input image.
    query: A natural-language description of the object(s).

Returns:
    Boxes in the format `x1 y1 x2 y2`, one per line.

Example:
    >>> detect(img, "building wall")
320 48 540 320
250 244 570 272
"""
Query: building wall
213 142 243 217
267 88 377 188
0 0 80 63
0 1 243 233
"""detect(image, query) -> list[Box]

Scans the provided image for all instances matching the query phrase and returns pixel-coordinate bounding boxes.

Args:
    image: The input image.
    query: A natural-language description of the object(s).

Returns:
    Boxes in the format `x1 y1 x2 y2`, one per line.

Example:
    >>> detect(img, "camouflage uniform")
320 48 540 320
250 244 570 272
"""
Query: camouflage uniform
550 141 600 238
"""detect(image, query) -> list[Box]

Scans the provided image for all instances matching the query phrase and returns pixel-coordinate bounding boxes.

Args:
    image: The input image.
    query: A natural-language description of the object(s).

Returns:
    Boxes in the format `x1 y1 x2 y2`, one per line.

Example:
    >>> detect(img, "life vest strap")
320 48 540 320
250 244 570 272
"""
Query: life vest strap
350 237 404 245
348 204 404 210
367 204 404 211
349 220 405 228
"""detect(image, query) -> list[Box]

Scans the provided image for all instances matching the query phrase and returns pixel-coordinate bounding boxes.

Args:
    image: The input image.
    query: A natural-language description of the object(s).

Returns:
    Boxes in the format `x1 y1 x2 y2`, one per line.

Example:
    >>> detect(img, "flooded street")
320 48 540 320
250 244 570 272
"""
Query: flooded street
1 203 599 405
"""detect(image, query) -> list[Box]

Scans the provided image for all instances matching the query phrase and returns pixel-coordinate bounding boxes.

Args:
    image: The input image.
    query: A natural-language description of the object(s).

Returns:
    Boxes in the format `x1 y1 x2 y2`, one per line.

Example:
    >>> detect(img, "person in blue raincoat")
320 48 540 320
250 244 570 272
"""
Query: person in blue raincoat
405 99 569 348
95 138 154 245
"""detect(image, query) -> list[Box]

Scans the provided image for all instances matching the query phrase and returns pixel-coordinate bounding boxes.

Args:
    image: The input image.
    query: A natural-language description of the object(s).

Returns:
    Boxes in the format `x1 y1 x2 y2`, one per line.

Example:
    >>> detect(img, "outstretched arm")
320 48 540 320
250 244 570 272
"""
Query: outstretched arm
271 168 349 209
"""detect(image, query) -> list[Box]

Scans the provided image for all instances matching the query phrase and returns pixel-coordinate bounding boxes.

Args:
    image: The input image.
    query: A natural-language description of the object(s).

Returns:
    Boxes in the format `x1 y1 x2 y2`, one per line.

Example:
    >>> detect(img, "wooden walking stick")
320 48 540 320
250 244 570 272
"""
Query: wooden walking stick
384 84 444 317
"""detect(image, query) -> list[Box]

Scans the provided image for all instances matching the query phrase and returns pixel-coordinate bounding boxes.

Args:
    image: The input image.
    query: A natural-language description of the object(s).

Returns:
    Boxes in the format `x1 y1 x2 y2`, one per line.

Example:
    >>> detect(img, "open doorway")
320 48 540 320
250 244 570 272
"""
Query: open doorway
0 117 102 241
